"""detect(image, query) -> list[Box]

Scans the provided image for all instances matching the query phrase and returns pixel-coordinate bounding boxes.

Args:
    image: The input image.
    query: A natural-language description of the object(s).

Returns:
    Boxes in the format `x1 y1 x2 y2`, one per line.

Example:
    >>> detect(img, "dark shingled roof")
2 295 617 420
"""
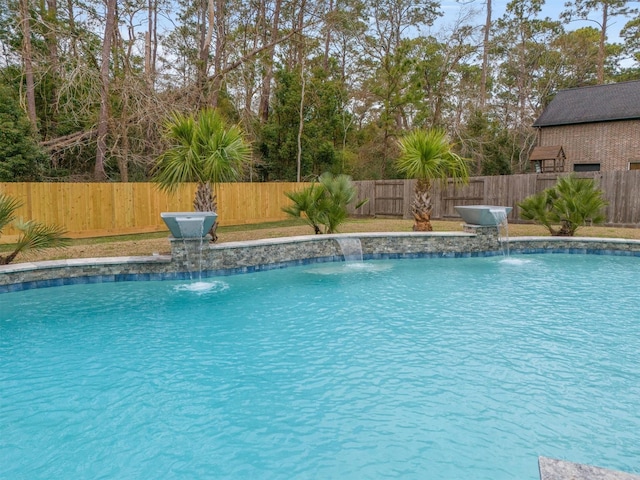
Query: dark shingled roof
533 80 640 127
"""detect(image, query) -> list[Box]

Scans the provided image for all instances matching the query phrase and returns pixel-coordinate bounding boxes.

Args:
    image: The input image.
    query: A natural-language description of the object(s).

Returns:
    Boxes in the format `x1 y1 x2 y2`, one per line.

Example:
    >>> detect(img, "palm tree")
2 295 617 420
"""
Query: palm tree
283 173 367 234
152 109 251 241
518 174 607 236
0 193 69 265
396 128 470 231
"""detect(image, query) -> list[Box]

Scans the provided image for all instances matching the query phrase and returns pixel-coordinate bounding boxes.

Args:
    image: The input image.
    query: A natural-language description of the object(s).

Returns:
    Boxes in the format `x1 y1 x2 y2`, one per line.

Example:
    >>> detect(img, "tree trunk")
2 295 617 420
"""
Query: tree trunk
295 0 307 66
597 2 607 84
411 179 433 232
95 0 117 181
193 182 218 241
44 0 59 72
323 0 334 70
66 0 77 57
19 0 38 131
118 92 130 182
0 249 21 265
480 0 491 109
210 0 226 107
555 220 575 237
517 32 526 126
145 0 158 88
44 0 60 130
259 0 282 123
196 0 214 106
297 58 306 182
118 138 129 182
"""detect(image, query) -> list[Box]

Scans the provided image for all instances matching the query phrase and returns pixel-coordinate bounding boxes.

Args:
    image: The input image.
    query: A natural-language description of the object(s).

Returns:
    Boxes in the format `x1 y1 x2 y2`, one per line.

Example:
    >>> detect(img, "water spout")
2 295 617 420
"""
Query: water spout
160 212 217 239
175 216 206 238
454 205 513 226
161 212 217 280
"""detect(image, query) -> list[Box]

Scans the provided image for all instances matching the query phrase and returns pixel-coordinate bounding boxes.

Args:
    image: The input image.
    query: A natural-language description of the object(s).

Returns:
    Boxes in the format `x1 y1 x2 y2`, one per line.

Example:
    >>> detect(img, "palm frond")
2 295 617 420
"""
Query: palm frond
283 184 326 233
0 193 22 232
14 220 70 252
153 108 251 195
397 128 470 183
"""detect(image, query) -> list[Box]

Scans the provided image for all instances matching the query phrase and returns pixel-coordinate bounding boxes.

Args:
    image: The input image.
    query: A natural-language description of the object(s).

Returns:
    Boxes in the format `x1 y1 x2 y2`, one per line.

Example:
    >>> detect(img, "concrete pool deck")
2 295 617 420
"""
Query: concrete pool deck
539 457 640 480
2 226 640 478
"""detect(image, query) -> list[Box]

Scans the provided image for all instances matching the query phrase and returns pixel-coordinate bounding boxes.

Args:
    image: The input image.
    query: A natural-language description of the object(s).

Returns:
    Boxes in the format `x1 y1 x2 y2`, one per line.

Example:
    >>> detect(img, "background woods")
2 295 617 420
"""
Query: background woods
1 0 639 183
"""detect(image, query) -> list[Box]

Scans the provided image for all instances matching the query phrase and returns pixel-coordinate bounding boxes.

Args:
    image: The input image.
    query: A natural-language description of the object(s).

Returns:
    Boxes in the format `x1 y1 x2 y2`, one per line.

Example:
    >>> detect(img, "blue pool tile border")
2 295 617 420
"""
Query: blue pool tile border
2 248 640 294
1 250 512 293
512 248 640 257
2 249 637 295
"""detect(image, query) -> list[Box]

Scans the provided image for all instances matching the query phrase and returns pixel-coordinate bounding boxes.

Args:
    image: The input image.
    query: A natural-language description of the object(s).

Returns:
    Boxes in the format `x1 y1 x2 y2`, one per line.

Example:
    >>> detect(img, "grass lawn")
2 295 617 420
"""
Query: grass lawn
2 217 640 264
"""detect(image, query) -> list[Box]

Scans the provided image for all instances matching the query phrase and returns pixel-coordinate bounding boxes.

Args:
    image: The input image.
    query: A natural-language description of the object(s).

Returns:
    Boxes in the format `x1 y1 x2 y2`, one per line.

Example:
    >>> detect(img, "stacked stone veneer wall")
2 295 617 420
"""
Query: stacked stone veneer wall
0 256 175 292
3 227 640 293
168 228 494 274
538 120 640 171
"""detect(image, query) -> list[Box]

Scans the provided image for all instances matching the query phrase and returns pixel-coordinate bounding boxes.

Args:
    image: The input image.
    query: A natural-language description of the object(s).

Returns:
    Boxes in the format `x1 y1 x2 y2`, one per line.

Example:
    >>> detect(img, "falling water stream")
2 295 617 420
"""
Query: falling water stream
177 216 206 281
489 207 510 257
335 237 364 263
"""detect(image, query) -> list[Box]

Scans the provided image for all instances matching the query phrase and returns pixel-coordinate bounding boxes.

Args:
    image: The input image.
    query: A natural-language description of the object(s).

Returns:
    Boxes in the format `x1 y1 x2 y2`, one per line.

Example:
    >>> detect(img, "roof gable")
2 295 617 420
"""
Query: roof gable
533 80 640 127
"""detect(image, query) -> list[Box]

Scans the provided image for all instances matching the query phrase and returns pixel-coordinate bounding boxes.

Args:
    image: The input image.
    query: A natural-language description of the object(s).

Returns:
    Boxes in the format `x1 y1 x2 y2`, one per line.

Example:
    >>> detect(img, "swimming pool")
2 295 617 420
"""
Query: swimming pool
1 254 639 479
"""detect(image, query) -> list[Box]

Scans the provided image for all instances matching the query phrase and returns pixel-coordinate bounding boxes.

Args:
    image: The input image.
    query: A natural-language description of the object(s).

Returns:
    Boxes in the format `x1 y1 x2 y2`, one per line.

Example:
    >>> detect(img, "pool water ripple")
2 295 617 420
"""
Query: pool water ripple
2 255 640 479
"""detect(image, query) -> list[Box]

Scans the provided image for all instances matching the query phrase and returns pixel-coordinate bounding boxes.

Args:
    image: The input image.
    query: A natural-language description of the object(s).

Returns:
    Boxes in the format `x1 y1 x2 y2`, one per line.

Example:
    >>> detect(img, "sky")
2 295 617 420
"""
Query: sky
436 0 634 43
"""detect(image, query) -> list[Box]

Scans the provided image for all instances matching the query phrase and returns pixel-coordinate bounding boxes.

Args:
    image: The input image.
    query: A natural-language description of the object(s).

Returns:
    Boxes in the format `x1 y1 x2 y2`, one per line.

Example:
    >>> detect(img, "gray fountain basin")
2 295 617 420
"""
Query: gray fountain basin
454 205 512 226
161 212 218 238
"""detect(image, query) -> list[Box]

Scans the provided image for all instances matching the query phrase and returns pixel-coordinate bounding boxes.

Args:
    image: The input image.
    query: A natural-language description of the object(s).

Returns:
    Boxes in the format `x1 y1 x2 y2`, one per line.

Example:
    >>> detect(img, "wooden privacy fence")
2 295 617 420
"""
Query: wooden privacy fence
1 172 639 242
351 171 640 227
0 182 309 242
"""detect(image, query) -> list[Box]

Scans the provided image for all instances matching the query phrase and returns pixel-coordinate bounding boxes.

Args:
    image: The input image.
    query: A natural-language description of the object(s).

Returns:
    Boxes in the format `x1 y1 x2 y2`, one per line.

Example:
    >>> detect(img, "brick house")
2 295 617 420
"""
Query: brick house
531 80 640 173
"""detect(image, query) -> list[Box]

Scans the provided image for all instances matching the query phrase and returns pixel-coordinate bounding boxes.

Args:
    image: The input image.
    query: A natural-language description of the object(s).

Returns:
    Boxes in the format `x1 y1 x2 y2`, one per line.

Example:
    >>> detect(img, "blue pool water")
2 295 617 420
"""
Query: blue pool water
1 254 640 479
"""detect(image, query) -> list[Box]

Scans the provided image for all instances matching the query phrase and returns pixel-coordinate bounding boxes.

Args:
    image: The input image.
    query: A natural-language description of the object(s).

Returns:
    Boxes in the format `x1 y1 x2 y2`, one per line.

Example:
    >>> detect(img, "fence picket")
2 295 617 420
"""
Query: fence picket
353 172 640 226
1 173 639 243
0 182 307 241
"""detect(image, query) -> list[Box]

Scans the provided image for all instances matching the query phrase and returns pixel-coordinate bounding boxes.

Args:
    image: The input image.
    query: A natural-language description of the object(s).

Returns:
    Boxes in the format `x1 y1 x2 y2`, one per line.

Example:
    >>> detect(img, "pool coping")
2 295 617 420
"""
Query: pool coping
539 457 640 480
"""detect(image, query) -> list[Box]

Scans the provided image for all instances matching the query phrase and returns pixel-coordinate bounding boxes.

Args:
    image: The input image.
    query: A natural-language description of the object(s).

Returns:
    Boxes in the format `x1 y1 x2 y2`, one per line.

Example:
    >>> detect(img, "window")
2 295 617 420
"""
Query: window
573 163 600 172
629 162 640 171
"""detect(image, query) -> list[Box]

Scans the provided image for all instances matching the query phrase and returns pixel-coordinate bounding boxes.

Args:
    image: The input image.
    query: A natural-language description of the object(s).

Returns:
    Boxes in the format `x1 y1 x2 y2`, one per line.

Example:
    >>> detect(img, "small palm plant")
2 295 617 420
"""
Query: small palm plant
152 108 251 241
396 128 470 231
0 193 69 265
283 172 367 234
518 174 608 236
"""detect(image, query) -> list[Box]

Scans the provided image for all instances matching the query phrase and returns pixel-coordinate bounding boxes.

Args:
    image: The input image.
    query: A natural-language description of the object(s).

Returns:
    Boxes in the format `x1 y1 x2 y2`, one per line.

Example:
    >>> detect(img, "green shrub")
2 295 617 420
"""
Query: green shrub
283 173 367 234
518 175 607 236
0 87 47 181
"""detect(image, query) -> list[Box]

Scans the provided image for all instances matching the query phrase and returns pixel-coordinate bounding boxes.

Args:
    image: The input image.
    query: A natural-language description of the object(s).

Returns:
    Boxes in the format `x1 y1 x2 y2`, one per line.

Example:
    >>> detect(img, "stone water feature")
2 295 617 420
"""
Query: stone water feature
160 212 217 239
454 205 512 226
161 212 217 278
455 205 512 255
